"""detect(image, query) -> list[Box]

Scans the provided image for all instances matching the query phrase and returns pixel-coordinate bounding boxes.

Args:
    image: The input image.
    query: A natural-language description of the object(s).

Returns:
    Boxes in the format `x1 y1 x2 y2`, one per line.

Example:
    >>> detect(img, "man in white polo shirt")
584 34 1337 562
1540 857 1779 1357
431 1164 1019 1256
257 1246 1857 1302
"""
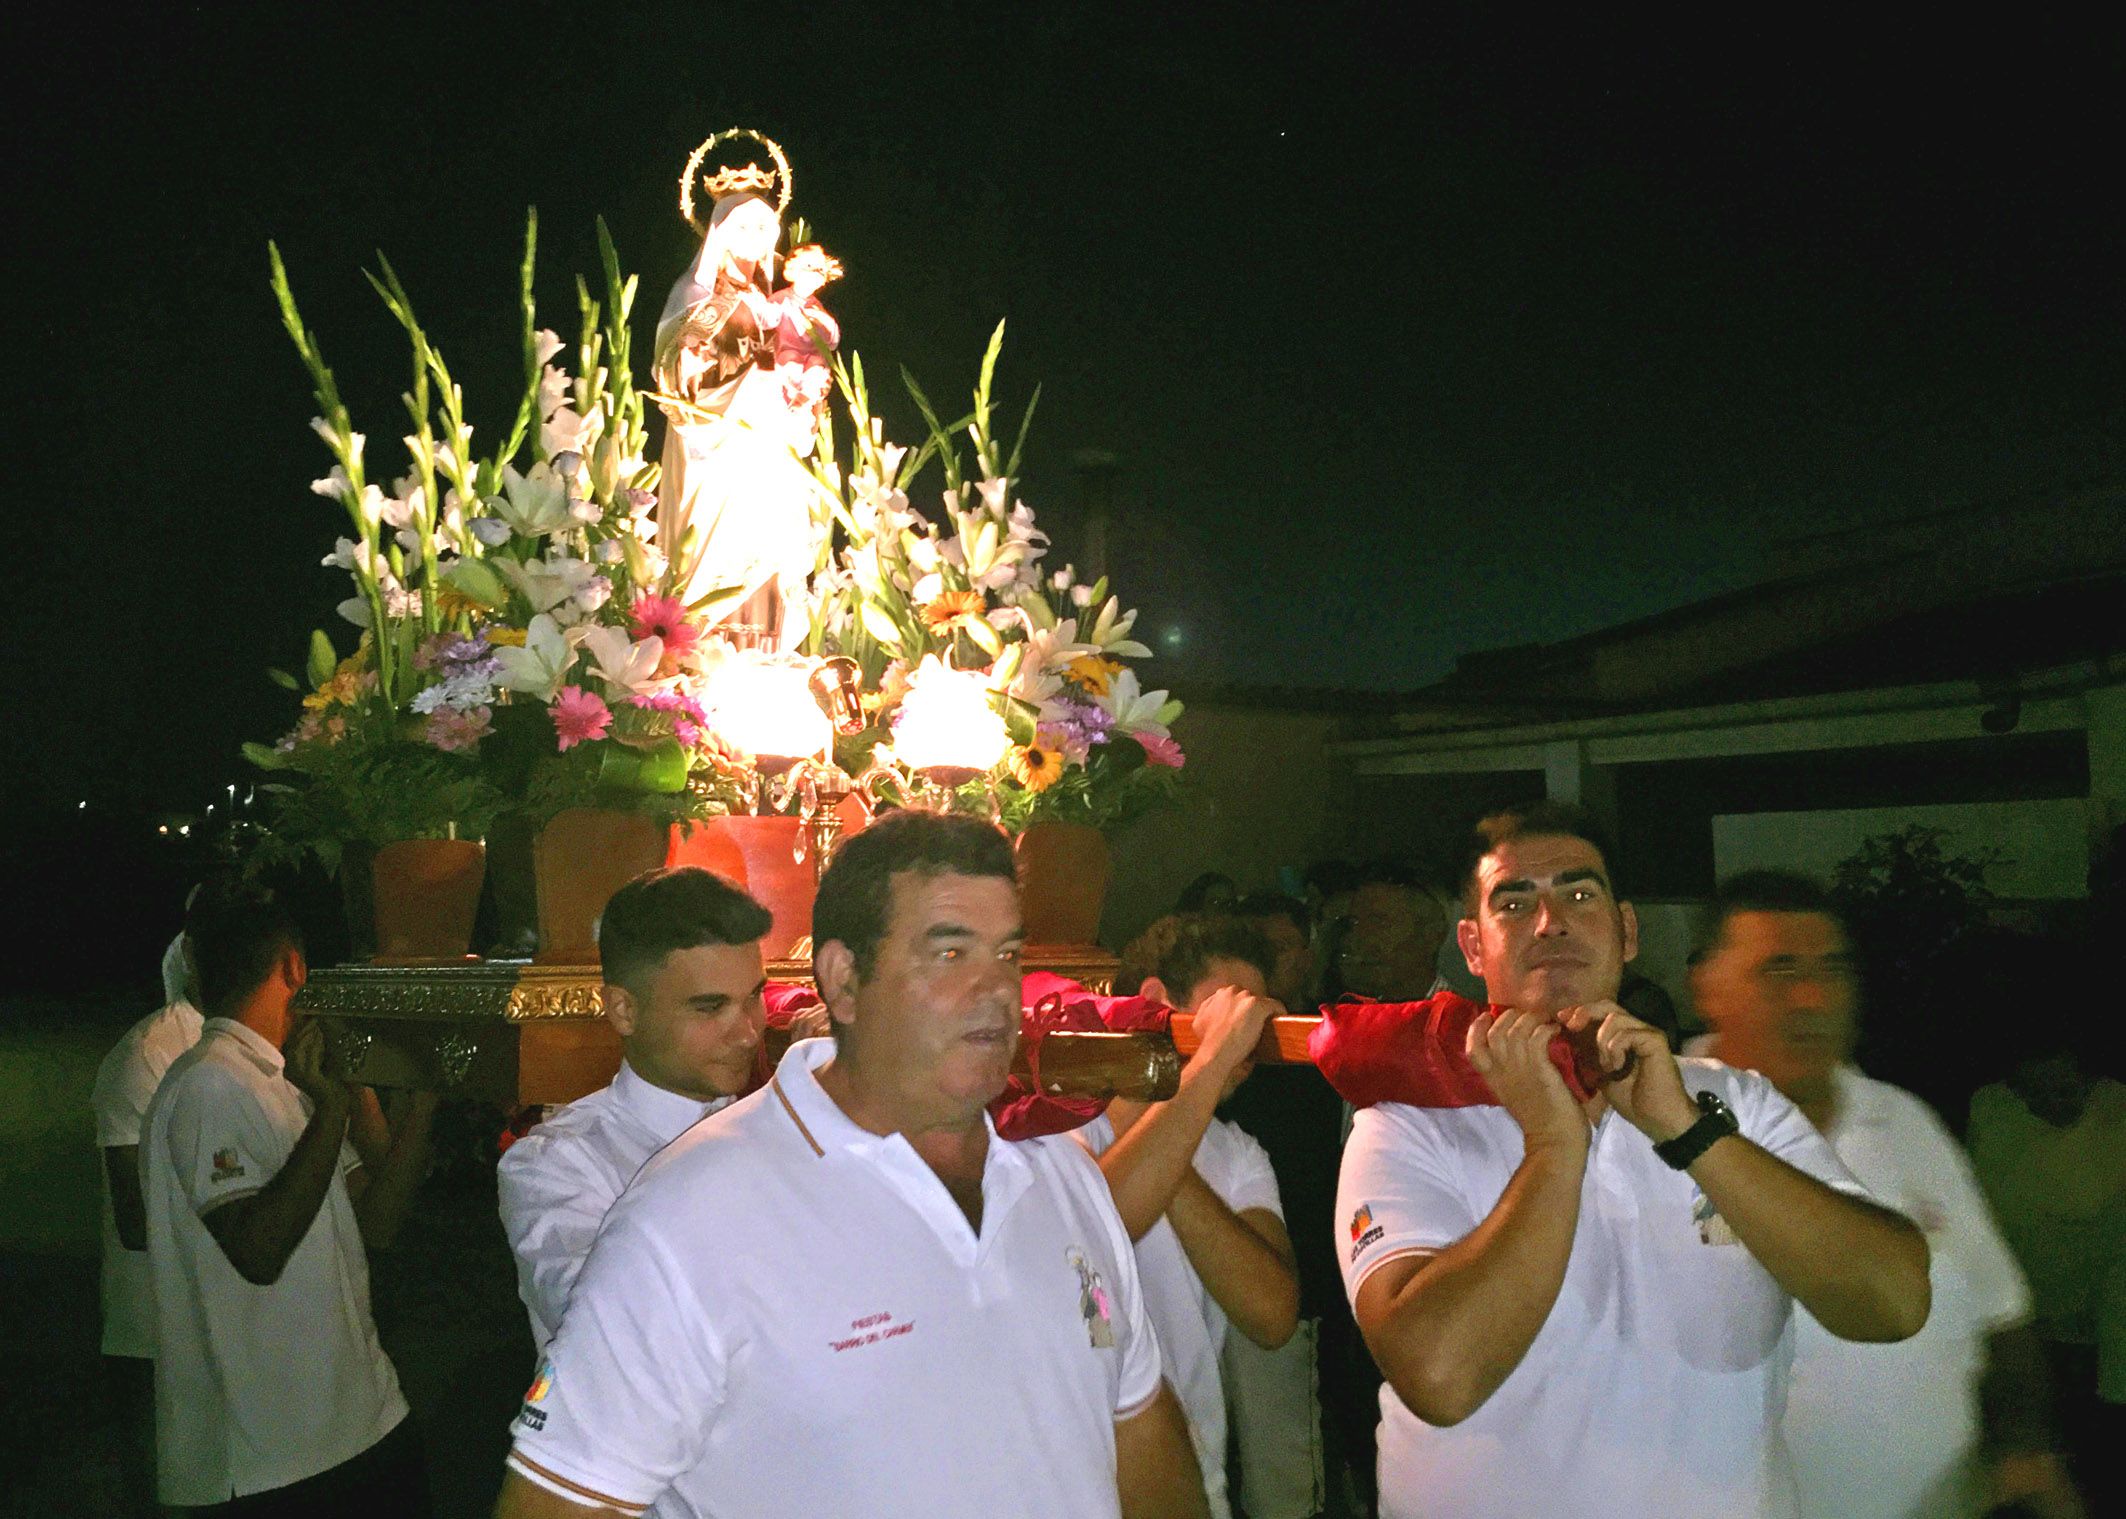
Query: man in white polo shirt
91 927 204 1511
1692 870 2083 1519
1335 802 1932 1519
1077 912 1299 1519
142 879 437 1515
500 865 774 1351
494 810 1208 1519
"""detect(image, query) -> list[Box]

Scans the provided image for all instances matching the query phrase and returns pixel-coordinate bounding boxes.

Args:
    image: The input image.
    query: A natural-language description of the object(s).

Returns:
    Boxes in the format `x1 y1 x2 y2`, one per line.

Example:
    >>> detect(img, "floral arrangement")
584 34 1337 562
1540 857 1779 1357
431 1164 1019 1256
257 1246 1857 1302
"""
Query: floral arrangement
249 220 1181 868
246 216 748 864
798 325 1185 833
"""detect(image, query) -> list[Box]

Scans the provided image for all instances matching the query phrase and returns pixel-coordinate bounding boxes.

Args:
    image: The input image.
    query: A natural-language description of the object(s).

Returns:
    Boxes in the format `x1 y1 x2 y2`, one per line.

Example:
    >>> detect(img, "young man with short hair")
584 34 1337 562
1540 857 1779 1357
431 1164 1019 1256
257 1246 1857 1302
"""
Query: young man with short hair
1337 802 1931 1519
499 866 773 1350
494 810 1206 1519
1693 870 2081 1519
1079 913 1300 1519
141 879 436 1515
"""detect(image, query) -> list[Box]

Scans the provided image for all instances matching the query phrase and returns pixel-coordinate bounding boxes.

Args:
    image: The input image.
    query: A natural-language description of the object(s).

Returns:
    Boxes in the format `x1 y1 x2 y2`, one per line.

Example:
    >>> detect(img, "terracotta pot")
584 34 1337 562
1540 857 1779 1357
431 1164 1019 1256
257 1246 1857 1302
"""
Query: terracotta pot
666 821 751 887
531 808 668 965
370 838 486 964
704 815 818 959
1016 822 1111 946
338 842 377 962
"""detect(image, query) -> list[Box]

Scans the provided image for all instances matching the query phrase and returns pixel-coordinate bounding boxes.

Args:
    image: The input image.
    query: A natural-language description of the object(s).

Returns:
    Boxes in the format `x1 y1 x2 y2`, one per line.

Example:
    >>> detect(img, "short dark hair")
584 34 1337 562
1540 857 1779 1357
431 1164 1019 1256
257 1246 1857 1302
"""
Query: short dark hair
1462 801 1620 911
598 867 773 993
812 810 1018 977
1702 869 1844 953
1234 890 1309 937
1116 913 1275 1001
184 877 304 1018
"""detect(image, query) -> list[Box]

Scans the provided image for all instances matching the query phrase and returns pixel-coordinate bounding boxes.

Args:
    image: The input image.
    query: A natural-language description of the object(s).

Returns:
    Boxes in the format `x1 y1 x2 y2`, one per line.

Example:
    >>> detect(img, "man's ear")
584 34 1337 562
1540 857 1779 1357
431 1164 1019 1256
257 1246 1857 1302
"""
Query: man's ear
813 940 861 1035
280 945 308 995
603 983 638 1039
1619 902 1640 965
1456 917 1484 979
1138 975 1172 1010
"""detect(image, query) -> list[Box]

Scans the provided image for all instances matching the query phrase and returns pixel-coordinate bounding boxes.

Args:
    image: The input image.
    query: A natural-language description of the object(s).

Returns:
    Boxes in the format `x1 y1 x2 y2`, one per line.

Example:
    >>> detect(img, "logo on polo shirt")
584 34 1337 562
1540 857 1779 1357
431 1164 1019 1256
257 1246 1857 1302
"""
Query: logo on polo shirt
517 1359 553 1431
1066 1249 1116 1349
210 1148 246 1184
1349 1204 1385 1260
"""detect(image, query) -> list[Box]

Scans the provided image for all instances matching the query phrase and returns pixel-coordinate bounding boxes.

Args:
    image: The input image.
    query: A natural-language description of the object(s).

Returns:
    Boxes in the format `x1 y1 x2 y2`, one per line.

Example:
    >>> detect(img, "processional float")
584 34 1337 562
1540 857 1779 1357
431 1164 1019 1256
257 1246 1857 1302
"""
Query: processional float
271 128 1324 1104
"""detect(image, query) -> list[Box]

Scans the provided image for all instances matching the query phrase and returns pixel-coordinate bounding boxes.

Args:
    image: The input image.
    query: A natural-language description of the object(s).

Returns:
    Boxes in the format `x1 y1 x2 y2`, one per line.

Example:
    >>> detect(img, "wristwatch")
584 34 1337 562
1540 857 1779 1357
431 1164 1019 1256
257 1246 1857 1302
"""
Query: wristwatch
1653 1090 1740 1170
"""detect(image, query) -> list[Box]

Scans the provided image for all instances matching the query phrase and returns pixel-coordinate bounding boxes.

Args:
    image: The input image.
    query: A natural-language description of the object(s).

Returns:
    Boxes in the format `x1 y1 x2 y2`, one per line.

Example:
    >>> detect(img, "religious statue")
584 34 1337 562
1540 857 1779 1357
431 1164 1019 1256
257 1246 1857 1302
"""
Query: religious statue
653 130 830 651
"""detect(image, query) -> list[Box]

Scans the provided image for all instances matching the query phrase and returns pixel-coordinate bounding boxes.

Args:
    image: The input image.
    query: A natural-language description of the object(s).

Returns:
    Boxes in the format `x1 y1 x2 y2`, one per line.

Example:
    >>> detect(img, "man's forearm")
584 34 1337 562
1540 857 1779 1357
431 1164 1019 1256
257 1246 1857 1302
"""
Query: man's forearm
354 1092 438 1249
1166 1177 1298 1348
1096 1074 1228 1241
1355 1140 1585 1426
204 1095 350 1285
106 1146 147 1251
1687 1136 1929 1341
1115 1382 1212 1519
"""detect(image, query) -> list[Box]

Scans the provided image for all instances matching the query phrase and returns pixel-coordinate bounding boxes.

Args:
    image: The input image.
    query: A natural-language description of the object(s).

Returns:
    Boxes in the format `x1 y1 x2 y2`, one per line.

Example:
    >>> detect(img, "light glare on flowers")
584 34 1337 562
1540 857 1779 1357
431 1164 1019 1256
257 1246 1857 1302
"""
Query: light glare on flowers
702 653 831 762
892 657 1010 775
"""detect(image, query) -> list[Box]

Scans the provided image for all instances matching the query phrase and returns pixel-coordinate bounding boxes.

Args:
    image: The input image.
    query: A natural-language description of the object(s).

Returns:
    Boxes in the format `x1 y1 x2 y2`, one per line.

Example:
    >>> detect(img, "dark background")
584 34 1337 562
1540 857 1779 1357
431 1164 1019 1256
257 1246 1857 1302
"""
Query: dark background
6 5 2122 972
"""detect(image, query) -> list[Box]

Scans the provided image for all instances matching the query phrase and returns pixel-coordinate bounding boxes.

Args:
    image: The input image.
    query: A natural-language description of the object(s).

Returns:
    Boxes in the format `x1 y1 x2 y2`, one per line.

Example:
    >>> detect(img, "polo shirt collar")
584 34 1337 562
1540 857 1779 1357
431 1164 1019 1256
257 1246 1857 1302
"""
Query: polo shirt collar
769 1037 1034 1259
611 1058 730 1147
208 1016 284 1076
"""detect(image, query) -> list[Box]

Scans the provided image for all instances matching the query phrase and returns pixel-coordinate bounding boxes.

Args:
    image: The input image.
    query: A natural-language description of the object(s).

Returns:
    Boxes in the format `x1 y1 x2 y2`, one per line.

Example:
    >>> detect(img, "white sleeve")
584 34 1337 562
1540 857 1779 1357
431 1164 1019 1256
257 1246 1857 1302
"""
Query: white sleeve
162 1064 283 1216
497 1133 616 1348
1720 1066 1870 1198
505 1194 726 1512
1216 1123 1285 1222
91 1030 158 1148
1336 1104 1478 1304
1900 1093 2032 1331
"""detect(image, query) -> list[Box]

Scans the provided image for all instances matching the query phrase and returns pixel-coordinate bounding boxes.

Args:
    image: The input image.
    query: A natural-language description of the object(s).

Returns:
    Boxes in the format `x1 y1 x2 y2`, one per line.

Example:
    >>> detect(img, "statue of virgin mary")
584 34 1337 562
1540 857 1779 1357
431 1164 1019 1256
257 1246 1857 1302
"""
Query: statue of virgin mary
653 137 824 650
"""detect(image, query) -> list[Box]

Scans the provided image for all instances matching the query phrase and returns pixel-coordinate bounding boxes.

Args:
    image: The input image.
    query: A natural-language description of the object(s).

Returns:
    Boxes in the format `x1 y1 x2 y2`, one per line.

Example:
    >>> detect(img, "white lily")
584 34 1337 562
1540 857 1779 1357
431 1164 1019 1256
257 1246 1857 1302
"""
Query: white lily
492 613 581 702
1097 668 1182 739
311 466 351 500
496 554 598 615
487 463 572 538
578 625 667 696
533 329 566 367
1085 596 1153 659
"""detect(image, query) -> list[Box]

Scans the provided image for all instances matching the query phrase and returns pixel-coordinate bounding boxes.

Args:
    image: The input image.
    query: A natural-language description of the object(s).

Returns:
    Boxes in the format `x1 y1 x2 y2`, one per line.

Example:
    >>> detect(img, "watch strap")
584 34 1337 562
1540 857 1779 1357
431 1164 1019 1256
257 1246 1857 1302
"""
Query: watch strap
1653 1090 1738 1170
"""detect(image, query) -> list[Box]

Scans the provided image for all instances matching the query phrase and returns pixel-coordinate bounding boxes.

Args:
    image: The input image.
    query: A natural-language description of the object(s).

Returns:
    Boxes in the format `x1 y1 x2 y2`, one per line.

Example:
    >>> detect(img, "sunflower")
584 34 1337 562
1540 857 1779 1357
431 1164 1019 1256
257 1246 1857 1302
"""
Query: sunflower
1008 743 1065 792
920 589 986 634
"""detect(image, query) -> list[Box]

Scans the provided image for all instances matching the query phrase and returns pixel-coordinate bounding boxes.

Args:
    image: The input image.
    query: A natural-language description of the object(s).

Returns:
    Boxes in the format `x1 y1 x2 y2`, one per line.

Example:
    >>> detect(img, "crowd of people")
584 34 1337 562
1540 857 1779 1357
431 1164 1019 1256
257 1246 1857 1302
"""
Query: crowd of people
92 803 2122 1516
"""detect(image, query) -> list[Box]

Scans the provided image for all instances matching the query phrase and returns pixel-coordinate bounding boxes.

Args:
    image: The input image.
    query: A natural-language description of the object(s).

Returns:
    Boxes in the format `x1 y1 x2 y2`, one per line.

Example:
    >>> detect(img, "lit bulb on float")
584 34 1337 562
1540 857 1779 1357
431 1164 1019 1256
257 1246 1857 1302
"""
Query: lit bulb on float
890 655 1011 792
701 652 832 784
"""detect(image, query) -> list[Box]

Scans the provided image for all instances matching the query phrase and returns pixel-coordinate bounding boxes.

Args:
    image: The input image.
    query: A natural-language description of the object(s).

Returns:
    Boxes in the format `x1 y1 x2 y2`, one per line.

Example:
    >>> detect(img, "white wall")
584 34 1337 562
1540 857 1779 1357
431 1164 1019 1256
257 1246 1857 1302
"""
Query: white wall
1712 798 2095 901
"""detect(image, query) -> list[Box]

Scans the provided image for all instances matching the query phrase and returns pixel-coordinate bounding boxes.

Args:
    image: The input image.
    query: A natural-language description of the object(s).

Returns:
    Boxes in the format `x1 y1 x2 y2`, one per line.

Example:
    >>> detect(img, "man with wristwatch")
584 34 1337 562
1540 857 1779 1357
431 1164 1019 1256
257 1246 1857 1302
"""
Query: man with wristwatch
1336 802 1933 1519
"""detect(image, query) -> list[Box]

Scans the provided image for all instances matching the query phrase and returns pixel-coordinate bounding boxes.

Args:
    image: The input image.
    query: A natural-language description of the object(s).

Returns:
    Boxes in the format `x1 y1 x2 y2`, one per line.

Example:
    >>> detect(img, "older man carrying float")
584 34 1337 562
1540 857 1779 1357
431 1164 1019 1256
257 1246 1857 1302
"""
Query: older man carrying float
493 810 1205 1519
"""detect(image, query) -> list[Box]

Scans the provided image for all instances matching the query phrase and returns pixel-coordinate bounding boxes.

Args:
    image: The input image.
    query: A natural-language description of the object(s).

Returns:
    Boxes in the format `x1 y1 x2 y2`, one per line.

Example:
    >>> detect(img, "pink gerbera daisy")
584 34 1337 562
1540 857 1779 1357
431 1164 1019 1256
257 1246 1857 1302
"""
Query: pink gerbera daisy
629 593 703 662
1136 732 1185 769
551 686 612 751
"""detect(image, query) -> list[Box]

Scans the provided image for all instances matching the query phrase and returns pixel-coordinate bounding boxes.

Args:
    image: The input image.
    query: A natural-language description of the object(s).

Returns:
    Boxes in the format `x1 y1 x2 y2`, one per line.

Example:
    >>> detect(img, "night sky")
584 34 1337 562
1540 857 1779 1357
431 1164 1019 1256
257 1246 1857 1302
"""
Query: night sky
12 7 2122 818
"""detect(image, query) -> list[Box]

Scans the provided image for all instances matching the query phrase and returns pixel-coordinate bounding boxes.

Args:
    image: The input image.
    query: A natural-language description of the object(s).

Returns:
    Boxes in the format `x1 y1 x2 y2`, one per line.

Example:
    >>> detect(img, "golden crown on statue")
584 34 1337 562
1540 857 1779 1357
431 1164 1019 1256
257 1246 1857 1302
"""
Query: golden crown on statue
679 127 794 231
